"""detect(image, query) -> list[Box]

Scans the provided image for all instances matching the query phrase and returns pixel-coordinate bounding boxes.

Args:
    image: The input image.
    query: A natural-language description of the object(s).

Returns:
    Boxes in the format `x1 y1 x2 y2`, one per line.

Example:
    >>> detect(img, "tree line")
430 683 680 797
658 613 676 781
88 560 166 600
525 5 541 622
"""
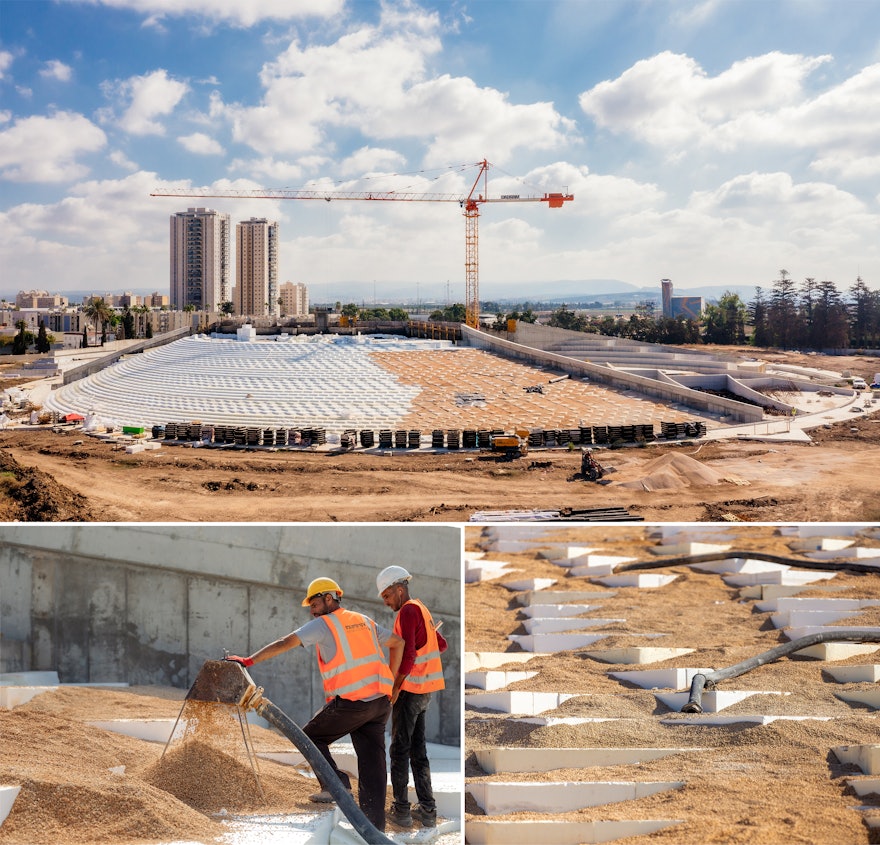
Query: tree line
535 273 879 350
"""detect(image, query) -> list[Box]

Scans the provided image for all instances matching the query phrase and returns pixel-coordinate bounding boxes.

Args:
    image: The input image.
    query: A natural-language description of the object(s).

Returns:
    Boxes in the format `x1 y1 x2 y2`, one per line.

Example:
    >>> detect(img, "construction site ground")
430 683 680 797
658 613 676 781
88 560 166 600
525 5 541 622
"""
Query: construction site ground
464 524 880 845
1 346 878 523
0 684 452 845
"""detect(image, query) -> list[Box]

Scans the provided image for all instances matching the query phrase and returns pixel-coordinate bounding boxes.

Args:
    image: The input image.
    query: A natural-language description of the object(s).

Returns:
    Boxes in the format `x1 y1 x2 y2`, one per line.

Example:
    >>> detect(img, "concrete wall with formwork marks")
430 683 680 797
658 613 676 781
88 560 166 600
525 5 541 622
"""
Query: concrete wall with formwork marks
0 525 462 745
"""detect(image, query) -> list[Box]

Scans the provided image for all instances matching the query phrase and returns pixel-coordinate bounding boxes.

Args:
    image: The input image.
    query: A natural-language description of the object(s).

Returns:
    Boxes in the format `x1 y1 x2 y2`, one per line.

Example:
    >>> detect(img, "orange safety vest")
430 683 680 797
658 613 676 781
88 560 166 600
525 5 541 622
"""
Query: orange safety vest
316 608 394 702
394 598 445 694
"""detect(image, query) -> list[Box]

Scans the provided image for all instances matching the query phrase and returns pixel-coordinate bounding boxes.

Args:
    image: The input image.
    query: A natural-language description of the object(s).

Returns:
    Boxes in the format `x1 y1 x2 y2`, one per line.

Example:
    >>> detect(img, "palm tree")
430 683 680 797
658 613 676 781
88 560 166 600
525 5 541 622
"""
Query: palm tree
82 297 112 346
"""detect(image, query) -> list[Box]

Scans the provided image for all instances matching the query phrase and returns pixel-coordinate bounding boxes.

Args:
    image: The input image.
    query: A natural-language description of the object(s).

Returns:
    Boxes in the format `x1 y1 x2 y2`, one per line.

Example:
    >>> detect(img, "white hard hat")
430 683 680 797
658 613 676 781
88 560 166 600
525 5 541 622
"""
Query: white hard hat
377 565 412 597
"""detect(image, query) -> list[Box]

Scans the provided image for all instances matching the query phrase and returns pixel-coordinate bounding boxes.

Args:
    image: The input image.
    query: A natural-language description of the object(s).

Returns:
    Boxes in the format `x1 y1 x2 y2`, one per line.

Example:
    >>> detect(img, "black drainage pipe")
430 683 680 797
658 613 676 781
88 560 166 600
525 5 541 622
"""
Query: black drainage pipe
682 630 880 713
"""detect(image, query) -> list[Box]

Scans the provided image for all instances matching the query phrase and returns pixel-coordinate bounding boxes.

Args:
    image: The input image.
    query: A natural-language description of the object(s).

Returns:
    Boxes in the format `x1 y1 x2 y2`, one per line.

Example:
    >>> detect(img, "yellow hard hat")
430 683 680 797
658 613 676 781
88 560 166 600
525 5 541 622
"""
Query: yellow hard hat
302 577 343 606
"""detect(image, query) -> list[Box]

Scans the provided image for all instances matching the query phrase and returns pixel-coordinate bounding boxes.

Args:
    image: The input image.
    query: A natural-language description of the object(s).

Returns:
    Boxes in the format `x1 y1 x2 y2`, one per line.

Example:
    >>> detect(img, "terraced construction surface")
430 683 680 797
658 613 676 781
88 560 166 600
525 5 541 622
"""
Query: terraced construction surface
465 524 880 844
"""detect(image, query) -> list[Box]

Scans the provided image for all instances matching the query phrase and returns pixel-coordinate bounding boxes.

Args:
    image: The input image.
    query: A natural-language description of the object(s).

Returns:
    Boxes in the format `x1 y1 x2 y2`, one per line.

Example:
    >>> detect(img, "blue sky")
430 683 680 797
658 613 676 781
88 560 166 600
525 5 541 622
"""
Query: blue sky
1 0 879 306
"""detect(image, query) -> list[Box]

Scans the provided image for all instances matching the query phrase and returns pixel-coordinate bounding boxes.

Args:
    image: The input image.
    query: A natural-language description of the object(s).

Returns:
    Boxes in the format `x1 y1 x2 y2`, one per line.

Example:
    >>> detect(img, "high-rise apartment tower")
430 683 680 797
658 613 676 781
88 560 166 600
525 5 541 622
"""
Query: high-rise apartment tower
235 218 278 317
170 208 230 311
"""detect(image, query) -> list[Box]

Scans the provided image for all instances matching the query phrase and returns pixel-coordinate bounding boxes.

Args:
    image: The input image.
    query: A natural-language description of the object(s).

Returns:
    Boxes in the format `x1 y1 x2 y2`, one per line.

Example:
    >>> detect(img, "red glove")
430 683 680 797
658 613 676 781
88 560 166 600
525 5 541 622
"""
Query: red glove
225 655 254 667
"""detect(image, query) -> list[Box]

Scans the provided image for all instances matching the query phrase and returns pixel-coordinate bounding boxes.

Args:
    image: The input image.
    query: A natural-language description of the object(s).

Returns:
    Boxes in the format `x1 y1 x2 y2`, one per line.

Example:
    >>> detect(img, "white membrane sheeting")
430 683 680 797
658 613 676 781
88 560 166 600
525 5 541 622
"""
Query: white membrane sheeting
43 334 452 430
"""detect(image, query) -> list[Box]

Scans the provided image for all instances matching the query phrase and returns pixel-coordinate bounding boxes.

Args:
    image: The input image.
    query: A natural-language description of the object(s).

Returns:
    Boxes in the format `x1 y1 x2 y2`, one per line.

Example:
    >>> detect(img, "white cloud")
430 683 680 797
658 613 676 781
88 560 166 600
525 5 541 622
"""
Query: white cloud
810 152 880 181
0 112 106 182
579 51 832 148
109 149 139 171
61 0 344 27
178 132 224 155
39 59 73 82
0 51 14 80
215 7 575 166
101 69 188 135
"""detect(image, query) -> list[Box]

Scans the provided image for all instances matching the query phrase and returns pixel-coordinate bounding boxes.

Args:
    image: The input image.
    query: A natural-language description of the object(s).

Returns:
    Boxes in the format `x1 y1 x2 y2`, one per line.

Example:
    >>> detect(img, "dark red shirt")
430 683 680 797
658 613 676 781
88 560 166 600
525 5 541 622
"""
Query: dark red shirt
396 601 447 678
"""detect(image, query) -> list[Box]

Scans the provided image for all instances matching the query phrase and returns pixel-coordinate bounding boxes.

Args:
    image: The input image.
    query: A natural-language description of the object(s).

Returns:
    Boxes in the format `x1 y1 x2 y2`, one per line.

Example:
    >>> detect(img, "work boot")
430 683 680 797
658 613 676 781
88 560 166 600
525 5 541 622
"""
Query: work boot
412 803 437 827
388 804 413 827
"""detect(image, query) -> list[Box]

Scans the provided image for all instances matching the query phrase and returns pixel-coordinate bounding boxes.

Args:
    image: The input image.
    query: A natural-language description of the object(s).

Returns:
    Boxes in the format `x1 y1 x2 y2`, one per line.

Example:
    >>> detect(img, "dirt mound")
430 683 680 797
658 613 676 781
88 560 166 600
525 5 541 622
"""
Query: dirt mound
142 738 267 813
0 448 96 521
618 452 748 492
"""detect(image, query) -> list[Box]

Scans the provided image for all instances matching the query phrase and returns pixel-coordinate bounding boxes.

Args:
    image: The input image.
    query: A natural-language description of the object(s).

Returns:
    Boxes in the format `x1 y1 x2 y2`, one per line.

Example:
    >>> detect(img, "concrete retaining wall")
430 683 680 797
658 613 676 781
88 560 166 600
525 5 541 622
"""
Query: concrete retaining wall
461 325 764 423
0 525 461 744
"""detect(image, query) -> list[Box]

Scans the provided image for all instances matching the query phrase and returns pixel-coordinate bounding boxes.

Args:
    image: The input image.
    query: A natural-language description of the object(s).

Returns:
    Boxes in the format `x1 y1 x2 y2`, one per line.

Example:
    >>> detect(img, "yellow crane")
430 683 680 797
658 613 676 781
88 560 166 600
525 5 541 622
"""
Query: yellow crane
152 159 572 329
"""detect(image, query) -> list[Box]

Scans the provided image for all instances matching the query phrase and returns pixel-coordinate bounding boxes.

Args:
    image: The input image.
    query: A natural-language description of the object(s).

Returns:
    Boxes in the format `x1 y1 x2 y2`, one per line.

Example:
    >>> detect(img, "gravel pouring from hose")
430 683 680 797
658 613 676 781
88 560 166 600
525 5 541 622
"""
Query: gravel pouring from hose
186 659 395 845
682 630 880 713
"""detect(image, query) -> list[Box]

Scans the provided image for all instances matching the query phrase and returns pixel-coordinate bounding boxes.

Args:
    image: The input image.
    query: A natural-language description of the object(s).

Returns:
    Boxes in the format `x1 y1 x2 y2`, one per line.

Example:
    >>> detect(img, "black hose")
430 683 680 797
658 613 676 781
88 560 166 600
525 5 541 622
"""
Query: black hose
255 698 395 845
615 549 880 575
682 630 880 713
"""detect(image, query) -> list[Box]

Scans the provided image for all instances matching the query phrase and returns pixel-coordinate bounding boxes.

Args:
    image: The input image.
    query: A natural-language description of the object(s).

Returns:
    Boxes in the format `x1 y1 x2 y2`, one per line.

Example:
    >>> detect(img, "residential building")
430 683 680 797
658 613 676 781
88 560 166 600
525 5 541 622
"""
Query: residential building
278 281 309 316
170 208 230 311
15 290 69 308
235 218 278 317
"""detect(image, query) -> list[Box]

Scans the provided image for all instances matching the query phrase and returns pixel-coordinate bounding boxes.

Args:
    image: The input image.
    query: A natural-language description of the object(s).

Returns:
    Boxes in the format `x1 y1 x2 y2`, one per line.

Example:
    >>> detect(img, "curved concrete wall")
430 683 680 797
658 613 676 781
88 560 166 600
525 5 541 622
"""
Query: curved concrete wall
0 525 461 745
461 325 764 423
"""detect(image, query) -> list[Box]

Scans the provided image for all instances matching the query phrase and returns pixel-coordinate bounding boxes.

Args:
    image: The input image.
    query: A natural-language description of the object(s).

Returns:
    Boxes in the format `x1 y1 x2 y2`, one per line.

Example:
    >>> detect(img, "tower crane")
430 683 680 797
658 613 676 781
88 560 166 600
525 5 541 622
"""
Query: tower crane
151 159 573 329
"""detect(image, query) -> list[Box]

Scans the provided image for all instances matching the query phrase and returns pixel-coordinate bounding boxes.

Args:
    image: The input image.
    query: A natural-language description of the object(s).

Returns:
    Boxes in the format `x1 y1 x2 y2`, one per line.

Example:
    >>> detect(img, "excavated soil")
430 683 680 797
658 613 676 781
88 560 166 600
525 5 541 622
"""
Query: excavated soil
1 412 879 523
0 686 396 844
2 347 879 523
464 524 880 845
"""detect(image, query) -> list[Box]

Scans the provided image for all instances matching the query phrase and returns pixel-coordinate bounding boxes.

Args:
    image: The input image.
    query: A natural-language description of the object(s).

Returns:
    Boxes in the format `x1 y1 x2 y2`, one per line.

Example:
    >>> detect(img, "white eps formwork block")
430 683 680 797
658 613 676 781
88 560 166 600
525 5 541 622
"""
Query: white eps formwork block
846 777 880 798
823 665 880 683
756 597 880 613
516 590 612 606
521 617 625 635
663 715 834 727
467 780 685 815
0 786 20 828
500 578 557 592
507 633 610 652
465 818 683 845
833 745 880 775
0 671 60 686
0 686 58 709
465 691 577 715
584 647 696 665
464 652 546 672
609 668 715 690
473 746 700 774
593 574 678 589
771 609 861 629
691 558 789 575
798 643 880 661
653 690 788 713
465 670 539 691
539 545 598 562
648 542 732 556
519 603 602 617
723 569 837 587
783 626 880 641
789 537 855 552
835 689 880 710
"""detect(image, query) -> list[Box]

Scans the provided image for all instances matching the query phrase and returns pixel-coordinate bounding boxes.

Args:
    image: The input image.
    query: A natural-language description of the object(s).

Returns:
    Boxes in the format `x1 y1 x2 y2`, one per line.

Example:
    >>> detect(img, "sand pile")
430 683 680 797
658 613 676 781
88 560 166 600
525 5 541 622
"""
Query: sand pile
0 691 321 844
618 452 748 491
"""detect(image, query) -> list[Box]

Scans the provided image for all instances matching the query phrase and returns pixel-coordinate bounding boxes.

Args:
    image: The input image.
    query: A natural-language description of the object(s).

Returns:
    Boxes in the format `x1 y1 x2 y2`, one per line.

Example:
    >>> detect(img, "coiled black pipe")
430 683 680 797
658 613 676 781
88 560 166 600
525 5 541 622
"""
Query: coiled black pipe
682 630 880 713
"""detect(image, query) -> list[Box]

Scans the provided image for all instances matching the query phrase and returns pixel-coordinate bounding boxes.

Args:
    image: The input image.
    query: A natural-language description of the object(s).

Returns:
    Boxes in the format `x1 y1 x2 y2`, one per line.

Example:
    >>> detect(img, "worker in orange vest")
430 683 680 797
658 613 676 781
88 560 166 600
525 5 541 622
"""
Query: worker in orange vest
377 565 447 829
226 576 403 832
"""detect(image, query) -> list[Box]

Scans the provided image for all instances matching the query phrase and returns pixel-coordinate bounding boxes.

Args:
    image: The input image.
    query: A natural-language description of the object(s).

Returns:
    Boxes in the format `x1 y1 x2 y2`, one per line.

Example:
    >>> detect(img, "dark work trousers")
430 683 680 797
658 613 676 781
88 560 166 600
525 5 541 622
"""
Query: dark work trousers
303 694 392 832
390 690 435 814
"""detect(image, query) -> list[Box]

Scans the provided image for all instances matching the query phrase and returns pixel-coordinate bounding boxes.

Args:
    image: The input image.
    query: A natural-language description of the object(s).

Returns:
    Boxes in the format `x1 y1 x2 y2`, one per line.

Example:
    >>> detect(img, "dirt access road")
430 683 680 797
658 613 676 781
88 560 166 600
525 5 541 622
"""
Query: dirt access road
1 415 879 522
